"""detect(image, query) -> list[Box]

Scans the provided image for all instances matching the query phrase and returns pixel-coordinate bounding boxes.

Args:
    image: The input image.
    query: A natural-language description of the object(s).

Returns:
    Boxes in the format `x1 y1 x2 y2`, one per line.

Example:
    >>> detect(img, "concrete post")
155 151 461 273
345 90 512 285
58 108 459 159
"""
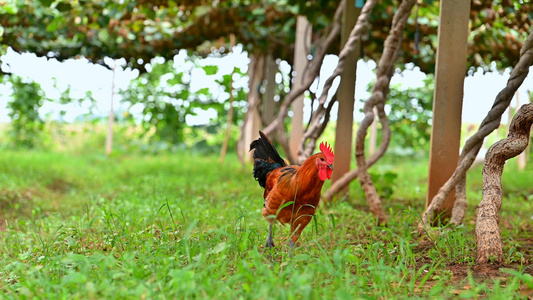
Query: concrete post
426 0 471 220
263 54 277 125
289 16 311 160
331 0 361 194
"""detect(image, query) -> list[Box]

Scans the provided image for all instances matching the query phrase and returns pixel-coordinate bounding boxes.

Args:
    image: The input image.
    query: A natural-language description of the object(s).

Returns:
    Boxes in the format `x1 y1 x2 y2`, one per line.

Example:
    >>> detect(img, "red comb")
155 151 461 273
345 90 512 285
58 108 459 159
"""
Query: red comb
319 142 334 164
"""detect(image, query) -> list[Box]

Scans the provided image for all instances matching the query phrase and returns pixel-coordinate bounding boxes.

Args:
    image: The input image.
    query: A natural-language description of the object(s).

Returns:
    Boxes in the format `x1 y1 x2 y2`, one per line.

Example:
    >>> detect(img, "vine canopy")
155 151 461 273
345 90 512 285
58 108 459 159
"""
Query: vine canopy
0 0 530 73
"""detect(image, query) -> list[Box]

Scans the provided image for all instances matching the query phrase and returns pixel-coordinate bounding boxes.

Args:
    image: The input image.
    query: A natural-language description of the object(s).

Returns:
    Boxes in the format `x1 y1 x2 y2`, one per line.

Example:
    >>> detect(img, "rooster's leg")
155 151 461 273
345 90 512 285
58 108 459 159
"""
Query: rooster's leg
265 223 275 248
289 214 313 254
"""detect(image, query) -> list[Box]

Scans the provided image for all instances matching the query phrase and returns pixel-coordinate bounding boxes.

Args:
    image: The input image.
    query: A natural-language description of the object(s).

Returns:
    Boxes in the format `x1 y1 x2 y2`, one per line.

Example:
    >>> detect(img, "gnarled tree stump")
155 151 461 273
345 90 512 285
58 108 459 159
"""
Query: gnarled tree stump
476 103 533 264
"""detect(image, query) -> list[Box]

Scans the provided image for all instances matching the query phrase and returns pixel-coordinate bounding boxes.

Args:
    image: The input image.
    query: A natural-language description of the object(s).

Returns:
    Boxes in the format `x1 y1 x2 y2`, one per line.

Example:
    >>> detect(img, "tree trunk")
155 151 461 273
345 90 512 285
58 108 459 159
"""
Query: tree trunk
476 103 533 264
420 30 533 231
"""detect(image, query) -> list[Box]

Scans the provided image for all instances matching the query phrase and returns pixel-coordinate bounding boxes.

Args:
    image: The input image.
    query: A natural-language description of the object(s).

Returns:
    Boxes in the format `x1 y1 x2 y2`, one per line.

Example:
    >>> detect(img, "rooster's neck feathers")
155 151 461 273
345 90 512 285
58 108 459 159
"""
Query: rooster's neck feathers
293 154 324 189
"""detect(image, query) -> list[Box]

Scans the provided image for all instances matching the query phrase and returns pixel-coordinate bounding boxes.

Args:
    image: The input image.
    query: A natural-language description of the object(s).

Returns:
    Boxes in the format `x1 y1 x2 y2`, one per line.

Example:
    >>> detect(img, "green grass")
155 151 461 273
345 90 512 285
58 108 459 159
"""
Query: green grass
1 150 532 299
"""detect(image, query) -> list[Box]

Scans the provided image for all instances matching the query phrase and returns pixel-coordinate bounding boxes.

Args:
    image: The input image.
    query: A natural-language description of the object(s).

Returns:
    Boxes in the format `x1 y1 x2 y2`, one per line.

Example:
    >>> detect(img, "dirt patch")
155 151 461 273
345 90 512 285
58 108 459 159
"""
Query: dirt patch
46 177 73 193
0 189 35 230
445 263 533 297
446 263 506 283
415 235 533 279
414 239 434 252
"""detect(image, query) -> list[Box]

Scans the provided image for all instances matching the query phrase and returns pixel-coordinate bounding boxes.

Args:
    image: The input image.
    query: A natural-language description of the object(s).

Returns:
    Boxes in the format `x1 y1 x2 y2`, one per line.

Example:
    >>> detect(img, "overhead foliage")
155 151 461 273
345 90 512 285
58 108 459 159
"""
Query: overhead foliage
1 0 530 73
366 0 532 73
0 0 326 71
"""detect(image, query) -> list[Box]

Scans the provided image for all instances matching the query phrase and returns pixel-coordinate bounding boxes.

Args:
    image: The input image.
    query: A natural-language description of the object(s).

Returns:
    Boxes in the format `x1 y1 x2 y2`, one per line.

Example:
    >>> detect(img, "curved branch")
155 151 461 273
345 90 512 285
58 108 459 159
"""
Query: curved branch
354 0 416 224
323 100 391 200
296 0 378 162
420 30 533 230
262 0 345 146
318 95 338 137
449 175 467 225
476 103 533 264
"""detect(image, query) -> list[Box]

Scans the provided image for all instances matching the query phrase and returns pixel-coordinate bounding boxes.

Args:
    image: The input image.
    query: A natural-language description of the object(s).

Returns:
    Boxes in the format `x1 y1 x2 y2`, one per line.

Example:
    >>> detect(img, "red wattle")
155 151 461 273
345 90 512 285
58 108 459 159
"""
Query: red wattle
318 168 328 181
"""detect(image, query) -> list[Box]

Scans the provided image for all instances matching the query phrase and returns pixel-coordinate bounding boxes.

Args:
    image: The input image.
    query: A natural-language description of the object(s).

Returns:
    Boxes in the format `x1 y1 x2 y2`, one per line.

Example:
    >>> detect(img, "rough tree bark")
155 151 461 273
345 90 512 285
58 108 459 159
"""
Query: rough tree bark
341 0 416 224
420 31 533 230
296 0 377 163
476 103 533 264
261 0 345 164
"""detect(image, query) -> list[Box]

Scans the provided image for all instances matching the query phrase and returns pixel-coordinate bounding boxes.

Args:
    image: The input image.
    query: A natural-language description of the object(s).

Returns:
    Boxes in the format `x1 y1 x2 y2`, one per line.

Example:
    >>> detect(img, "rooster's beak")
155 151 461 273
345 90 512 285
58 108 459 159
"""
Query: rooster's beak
328 164 333 171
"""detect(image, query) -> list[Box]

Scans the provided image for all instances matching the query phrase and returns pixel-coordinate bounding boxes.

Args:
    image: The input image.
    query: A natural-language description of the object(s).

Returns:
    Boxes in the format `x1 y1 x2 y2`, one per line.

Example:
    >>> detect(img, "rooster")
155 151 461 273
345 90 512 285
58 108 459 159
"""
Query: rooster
250 131 334 250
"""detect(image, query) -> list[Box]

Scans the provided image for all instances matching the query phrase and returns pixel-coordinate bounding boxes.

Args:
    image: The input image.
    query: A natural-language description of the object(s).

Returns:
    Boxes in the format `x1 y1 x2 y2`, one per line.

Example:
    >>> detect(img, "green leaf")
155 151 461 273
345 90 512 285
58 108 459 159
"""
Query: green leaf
38 0 54 6
202 65 218 75
56 2 71 12
2 4 18 14
291 254 310 261
279 201 294 211
46 16 65 32
196 87 210 95
251 8 265 15
61 271 87 284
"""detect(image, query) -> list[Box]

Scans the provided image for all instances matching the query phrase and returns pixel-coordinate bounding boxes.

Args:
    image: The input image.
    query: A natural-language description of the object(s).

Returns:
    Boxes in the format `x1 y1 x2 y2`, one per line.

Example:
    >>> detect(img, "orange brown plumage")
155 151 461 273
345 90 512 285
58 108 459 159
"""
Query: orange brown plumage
250 131 334 249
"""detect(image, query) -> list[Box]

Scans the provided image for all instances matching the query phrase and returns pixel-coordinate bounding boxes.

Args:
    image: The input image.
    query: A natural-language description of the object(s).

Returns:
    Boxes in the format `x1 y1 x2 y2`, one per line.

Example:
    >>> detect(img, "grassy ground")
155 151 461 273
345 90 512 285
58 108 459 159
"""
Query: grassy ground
1 150 532 298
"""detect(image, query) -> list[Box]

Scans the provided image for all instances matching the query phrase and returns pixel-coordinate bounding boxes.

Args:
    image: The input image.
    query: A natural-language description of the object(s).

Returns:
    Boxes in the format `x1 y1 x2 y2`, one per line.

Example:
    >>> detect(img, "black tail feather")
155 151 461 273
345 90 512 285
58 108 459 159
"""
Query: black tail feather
249 131 287 188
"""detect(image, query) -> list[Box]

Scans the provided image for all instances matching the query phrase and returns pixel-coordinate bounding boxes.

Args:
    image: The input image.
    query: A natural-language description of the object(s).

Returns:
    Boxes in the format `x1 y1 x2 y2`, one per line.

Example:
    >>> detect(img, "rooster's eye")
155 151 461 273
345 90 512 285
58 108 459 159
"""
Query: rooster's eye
320 158 325 161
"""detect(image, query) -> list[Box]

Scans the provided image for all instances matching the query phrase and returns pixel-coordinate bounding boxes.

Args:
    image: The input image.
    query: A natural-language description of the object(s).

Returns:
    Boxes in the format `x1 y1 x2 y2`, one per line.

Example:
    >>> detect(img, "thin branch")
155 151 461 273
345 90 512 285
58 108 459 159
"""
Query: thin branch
261 0 345 161
324 98 391 200
297 0 378 162
354 0 416 224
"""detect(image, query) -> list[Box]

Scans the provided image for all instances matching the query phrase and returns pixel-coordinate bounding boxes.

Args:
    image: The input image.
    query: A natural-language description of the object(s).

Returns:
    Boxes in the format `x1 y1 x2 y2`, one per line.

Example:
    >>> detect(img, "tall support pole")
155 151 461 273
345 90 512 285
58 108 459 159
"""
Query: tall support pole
263 53 277 125
331 0 361 194
243 54 264 162
219 34 237 164
426 0 471 220
289 16 311 159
